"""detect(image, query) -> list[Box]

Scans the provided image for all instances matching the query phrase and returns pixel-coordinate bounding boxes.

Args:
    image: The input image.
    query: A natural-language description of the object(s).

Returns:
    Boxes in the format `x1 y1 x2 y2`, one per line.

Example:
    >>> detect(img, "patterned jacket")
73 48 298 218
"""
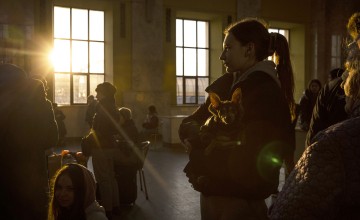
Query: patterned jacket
269 116 360 219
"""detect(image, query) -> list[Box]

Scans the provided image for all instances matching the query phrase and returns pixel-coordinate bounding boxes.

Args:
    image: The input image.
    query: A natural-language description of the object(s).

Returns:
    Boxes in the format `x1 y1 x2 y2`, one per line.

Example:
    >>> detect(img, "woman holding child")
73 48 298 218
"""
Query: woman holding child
179 18 296 219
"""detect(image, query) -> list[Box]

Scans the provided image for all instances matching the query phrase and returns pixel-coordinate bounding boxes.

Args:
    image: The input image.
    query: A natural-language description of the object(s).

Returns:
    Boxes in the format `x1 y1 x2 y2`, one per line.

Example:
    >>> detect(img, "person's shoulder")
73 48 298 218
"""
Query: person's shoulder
206 73 233 93
85 201 107 220
245 71 278 87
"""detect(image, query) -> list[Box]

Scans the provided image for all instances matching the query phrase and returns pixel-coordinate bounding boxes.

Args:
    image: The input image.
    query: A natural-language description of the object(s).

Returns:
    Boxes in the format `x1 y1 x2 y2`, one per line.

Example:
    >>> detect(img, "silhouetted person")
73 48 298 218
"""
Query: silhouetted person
53 102 67 147
91 82 120 218
305 69 347 146
141 105 159 140
298 79 322 131
0 64 58 219
86 95 98 128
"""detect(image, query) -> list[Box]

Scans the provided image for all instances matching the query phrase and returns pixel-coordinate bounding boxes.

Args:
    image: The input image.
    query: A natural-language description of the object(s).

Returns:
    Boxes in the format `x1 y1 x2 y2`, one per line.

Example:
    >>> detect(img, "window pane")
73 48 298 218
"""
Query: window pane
184 48 196 76
54 73 70 105
54 7 70 38
90 74 104 96
72 9 88 40
197 21 208 48
54 39 71 72
89 42 104 73
73 75 87 103
198 78 208 104
185 78 196 103
268 28 278 33
90 10 104 41
198 49 209 76
72 40 88 73
176 77 183 105
176 19 183 46
176 48 183 76
184 20 196 47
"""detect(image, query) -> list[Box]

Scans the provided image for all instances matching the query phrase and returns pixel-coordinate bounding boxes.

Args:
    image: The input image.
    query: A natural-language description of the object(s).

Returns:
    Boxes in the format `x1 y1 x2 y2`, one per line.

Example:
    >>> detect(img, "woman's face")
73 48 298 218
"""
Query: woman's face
219 33 253 73
55 174 75 209
310 82 321 94
96 91 105 101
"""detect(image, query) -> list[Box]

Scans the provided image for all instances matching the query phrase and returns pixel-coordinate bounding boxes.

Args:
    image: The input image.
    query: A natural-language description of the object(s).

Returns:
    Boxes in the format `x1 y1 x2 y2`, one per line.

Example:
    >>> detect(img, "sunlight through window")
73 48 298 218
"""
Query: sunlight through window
53 6 105 105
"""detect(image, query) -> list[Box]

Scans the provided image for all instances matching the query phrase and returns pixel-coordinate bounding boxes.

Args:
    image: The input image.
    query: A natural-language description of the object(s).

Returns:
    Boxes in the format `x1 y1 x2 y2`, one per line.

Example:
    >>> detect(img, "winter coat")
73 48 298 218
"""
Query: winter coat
85 100 97 127
0 77 58 219
114 119 142 168
269 114 360 219
54 108 67 137
298 89 318 131
305 76 348 146
179 61 295 199
92 97 119 149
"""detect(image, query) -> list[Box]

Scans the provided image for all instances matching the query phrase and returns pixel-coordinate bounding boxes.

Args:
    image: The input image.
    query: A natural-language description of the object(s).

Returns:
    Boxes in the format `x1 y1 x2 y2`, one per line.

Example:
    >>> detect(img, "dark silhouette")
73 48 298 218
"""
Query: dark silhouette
91 82 120 219
114 107 141 205
305 69 347 146
0 64 58 219
141 105 159 141
298 79 322 131
85 95 98 128
53 102 67 147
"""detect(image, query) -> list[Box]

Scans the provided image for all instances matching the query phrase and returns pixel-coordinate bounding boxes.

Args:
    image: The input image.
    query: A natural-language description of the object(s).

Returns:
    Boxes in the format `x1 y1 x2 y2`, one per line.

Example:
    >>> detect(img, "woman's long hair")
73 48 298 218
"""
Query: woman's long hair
48 164 86 220
225 19 296 120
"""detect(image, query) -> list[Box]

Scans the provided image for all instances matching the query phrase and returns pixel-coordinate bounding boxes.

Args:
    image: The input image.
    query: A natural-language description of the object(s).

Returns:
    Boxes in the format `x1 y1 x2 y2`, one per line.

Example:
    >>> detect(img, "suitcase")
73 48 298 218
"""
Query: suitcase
114 165 138 205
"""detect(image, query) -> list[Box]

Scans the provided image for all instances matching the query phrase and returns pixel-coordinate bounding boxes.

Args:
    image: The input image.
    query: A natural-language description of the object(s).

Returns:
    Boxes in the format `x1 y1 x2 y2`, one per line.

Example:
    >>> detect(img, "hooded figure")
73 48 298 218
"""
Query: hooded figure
48 163 107 220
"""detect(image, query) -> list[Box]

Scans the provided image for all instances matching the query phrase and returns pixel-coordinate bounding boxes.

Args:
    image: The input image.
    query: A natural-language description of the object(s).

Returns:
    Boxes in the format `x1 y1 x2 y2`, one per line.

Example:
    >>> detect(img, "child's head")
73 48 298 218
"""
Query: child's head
49 163 96 219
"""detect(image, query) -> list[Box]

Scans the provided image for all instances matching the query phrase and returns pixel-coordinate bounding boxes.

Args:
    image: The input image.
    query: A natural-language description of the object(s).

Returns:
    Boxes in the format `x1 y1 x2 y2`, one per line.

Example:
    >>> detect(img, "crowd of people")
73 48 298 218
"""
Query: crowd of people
0 11 359 220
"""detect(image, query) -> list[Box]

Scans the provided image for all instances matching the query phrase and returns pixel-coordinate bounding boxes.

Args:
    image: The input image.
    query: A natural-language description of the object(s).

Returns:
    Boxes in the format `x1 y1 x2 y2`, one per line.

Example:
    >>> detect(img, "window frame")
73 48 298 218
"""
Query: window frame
176 18 210 105
53 6 105 105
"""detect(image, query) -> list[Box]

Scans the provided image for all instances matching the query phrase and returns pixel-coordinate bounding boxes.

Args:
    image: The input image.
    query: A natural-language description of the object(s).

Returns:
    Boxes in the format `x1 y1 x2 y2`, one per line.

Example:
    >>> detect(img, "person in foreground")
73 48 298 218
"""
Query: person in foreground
0 64 58 219
179 18 296 219
269 49 360 220
48 163 108 220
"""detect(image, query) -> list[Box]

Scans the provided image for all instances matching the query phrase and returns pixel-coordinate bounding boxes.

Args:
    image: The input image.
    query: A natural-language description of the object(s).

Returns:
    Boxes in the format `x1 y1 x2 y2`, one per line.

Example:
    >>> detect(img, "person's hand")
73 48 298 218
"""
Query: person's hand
188 174 210 193
182 139 192 154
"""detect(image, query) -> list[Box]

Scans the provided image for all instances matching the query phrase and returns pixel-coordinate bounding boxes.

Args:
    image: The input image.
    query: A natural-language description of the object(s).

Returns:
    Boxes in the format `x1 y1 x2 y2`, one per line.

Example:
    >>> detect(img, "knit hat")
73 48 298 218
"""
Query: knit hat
95 82 116 98
119 107 132 120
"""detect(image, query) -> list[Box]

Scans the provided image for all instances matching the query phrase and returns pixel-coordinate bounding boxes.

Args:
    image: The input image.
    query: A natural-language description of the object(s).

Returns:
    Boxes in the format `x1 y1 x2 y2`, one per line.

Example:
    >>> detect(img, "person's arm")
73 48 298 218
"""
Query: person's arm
306 85 328 146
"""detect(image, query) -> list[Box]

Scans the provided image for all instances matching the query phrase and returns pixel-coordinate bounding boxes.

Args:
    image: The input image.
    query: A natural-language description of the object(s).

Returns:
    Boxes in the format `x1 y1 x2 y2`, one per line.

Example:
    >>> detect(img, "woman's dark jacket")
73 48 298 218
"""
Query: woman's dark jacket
179 70 294 199
298 89 318 131
92 97 119 148
0 78 58 219
305 77 348 146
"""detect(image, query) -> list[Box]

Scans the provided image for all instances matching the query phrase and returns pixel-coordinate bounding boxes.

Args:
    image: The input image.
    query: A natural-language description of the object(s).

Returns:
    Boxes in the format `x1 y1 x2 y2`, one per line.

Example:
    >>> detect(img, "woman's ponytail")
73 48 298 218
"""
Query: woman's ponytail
269 33 296 121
